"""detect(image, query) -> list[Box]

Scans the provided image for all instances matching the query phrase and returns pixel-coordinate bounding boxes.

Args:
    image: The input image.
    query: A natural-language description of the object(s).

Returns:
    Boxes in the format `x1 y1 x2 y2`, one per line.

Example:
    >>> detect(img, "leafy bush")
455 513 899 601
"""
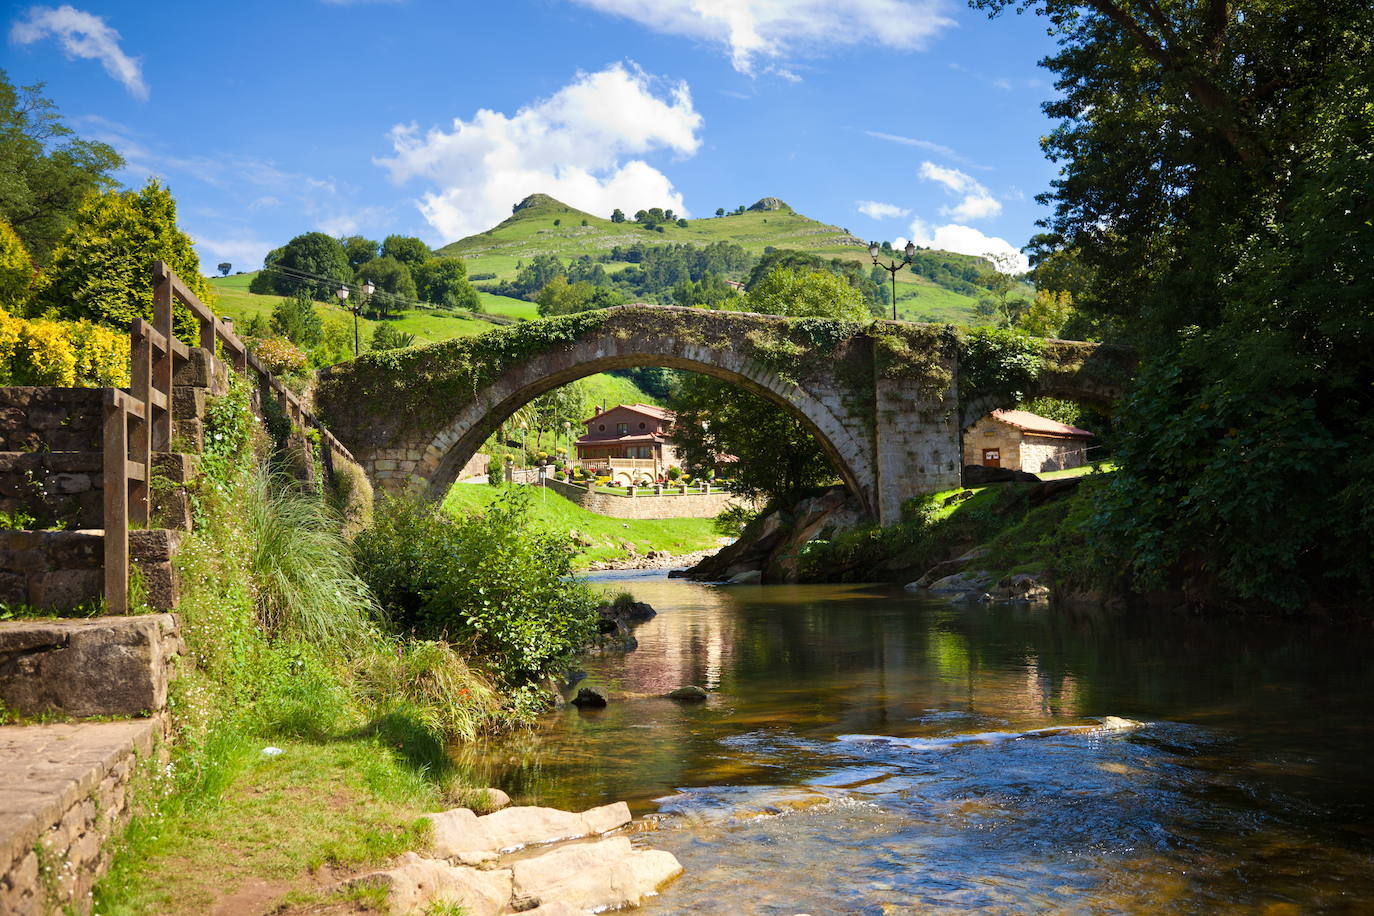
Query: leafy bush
0 219 34 309
370 323 417 351
0 306 129 386
713 504 758 538
271 289 324 348
353 491 598 685
253 338 307 376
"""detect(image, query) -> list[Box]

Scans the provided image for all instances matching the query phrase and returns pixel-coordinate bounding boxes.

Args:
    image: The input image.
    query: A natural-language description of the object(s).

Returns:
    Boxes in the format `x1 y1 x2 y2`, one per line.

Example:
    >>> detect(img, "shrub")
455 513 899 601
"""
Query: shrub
353 491 598 685
253 338 307 376
714 504 758 538
666 466 682 481
0 307 129 387
0 219 34 310
350 639 504 742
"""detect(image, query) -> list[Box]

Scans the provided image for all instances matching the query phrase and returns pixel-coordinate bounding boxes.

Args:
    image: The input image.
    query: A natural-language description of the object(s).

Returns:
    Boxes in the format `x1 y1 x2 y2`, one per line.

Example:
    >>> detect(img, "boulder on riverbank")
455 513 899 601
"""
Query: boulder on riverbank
349 800 680 914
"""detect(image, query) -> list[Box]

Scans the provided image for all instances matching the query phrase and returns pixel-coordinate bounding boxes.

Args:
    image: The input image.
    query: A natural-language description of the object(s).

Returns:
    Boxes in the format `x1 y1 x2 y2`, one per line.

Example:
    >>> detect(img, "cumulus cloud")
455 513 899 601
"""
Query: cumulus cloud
902 220 1029 273
857 200 910 220
918 160 1001 222
377 63 702 243
10 5 147 99
565 0 954 76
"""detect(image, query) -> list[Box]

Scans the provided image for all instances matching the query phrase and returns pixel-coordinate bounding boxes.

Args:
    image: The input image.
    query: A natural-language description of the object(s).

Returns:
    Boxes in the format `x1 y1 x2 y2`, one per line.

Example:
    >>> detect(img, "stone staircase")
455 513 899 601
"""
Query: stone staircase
0 347 224 612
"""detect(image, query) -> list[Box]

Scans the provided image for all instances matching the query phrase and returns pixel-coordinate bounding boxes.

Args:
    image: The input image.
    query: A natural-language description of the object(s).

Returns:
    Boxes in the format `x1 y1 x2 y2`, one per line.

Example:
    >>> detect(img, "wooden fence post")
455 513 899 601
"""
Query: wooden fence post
152 261 174 450
128 322 152 526
103 393 129 615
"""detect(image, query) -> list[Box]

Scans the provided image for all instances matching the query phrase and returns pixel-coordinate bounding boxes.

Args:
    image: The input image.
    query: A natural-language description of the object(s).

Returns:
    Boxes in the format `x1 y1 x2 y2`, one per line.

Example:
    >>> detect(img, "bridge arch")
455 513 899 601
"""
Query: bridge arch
416 342 875 507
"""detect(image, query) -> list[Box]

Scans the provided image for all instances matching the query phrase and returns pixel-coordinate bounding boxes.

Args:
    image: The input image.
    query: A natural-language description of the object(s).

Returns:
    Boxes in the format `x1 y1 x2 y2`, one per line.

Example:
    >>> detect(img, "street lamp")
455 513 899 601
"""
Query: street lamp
335 285 351 354
870 239 917 321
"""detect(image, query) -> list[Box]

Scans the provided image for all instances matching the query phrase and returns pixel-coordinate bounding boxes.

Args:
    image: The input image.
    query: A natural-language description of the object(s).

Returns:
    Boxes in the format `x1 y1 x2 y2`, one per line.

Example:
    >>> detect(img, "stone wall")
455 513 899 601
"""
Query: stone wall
0 529 182 611
963 415 1024 469
0 718 164 916
539 476 739 519
1019 434 1089 473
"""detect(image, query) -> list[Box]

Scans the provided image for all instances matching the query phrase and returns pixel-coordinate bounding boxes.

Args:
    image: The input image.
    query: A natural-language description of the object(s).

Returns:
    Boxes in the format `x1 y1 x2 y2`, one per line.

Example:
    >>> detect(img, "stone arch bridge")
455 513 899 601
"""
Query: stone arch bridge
316 306 1132 525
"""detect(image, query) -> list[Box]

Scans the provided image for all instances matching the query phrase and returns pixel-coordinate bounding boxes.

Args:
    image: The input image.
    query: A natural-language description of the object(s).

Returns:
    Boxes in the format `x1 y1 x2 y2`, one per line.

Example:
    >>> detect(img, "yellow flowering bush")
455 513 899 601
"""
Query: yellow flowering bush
0 307 130 387
253 338 307 376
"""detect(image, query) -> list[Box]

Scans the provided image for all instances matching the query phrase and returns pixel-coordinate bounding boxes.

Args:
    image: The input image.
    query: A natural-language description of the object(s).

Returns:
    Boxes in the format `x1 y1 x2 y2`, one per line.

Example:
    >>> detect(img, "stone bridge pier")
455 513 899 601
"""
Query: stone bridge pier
316 306 1128 526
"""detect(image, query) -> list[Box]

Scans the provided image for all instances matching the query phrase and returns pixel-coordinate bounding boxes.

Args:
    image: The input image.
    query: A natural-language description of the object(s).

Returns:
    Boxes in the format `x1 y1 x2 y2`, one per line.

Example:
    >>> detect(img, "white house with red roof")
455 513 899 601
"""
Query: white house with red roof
574 403 680 482
963 408 1095 473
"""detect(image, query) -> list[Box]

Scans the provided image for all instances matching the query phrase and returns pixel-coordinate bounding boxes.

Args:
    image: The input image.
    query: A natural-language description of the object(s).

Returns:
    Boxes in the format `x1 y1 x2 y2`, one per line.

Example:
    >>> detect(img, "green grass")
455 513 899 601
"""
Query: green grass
97 738 441 916
207 275 493 346
1038 460 1116 480
443 482 720 565
478 290 540 319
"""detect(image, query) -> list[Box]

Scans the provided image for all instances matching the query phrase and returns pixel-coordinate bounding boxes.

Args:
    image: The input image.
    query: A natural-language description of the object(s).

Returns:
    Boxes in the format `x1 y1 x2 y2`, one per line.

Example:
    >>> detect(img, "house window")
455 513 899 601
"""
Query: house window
639 422 646 430
598 424 605 431
617 422 629 435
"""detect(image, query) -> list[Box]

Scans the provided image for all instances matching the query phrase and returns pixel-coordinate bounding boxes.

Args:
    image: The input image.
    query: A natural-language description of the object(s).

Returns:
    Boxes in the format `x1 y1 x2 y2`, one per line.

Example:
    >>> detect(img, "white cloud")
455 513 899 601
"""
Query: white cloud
857 200 910 220
377 62 703 243
864 130 987 170
565 0 955 76
918 160 1001 222
10 5 147 99
902 220 1029 272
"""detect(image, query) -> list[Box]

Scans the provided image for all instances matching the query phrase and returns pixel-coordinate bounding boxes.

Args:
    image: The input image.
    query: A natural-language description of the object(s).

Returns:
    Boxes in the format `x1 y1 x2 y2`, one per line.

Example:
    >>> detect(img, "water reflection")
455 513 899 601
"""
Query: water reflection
450 574 1374 912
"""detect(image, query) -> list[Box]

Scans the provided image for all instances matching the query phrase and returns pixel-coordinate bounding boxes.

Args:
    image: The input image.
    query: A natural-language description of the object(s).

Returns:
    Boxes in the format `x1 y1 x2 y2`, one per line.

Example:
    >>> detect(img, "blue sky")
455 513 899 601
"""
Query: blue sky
5 0 1062 273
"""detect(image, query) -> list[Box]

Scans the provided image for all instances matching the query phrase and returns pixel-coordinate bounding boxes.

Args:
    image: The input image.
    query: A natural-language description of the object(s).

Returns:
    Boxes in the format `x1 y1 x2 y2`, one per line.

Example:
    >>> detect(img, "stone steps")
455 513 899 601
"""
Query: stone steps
0 717 164 916
0 529 184 610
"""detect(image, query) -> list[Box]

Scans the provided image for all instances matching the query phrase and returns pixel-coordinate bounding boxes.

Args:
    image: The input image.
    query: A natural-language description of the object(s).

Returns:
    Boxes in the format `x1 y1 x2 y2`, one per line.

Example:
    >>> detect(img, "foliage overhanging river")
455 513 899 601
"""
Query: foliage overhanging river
449 573 1374 913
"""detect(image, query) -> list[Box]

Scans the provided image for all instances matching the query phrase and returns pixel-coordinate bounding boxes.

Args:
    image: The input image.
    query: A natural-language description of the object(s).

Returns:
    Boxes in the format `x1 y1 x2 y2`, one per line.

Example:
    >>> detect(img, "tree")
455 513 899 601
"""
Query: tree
0 219 34 310
716 208 725 217
340 235 379 272
976 253 1030 328
1015 289 1073 338
270 288 323 348
272 232 351 299
972 0 1374 608
217 262 231 276
381 234 431 267
355 256 416 317
0 72 123 266
676 218 688 228
414 256 479 310
369 323 417 351
671 275 740 310
667 374 837 506
611 208 625 223
249 247 284 294
33 180 211 336
526 381 591 452
512 254 564 299
745 267 869 321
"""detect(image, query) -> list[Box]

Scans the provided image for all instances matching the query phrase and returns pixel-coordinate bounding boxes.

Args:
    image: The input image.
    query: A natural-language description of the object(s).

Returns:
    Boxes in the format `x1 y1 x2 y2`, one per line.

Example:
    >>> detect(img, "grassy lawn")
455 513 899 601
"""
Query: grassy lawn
1039 460 1116 480
478 290 540 319
444 482 721 565
96 735 452 915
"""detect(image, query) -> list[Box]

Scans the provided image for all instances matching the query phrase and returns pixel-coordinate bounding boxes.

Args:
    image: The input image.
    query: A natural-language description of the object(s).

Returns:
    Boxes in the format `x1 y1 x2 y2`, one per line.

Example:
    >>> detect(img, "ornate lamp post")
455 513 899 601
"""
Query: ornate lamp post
343 280 375 357
869 240 917 321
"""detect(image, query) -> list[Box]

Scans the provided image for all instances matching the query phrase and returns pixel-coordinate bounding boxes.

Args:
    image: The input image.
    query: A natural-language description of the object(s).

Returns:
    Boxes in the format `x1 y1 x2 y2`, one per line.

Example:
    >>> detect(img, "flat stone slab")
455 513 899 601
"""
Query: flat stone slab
0 718 161 885
0 614 182 717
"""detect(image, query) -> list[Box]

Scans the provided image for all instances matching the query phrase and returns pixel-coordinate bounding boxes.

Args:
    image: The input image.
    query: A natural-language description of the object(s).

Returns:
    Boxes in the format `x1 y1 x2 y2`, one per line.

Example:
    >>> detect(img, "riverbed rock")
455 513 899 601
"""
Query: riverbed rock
347 852 511 915
907 546 992 590
724 569 763 585
511 837 683 912
926 569 996 597
572 687 607 708
990 572 1052 603
426 802 634 860
666 686 708 702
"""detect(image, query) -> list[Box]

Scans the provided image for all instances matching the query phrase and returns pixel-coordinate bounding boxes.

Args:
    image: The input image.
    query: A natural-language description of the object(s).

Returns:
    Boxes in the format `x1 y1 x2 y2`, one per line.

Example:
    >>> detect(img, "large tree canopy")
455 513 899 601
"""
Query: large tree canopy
974 0 1374 608
0 72 123 266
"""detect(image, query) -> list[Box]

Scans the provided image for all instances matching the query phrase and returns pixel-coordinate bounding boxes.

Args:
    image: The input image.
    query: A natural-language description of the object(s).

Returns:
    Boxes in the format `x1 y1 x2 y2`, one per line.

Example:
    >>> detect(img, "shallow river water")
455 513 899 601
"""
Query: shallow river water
450 572 1374 914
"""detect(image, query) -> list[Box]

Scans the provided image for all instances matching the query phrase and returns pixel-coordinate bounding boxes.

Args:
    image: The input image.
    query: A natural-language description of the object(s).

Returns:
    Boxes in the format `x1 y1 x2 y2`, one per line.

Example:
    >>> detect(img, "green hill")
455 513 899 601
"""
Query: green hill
439 194 1000 324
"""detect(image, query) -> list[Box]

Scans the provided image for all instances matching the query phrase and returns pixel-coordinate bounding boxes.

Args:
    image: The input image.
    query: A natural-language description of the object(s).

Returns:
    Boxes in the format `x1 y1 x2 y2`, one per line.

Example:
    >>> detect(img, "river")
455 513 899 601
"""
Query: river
450 572 1374 913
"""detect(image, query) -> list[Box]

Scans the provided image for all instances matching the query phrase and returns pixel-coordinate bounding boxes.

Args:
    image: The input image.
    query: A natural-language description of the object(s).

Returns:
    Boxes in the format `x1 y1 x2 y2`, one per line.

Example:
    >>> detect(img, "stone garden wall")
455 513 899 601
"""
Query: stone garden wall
539 477 739 519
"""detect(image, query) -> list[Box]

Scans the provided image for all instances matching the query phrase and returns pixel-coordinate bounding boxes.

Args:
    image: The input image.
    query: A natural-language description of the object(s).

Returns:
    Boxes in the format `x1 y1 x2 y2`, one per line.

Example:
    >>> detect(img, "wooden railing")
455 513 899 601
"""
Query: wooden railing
102 261 357 613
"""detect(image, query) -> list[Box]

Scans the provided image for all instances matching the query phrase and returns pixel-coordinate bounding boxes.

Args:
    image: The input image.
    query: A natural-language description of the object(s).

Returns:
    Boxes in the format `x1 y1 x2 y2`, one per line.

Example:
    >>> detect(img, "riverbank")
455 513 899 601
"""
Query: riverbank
444 482 723 568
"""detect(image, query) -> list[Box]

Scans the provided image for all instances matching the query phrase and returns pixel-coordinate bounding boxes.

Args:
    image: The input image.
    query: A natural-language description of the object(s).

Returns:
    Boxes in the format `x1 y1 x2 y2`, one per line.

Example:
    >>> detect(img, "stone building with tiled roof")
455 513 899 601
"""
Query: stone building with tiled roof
963 408 1095 473
575 403 680 483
